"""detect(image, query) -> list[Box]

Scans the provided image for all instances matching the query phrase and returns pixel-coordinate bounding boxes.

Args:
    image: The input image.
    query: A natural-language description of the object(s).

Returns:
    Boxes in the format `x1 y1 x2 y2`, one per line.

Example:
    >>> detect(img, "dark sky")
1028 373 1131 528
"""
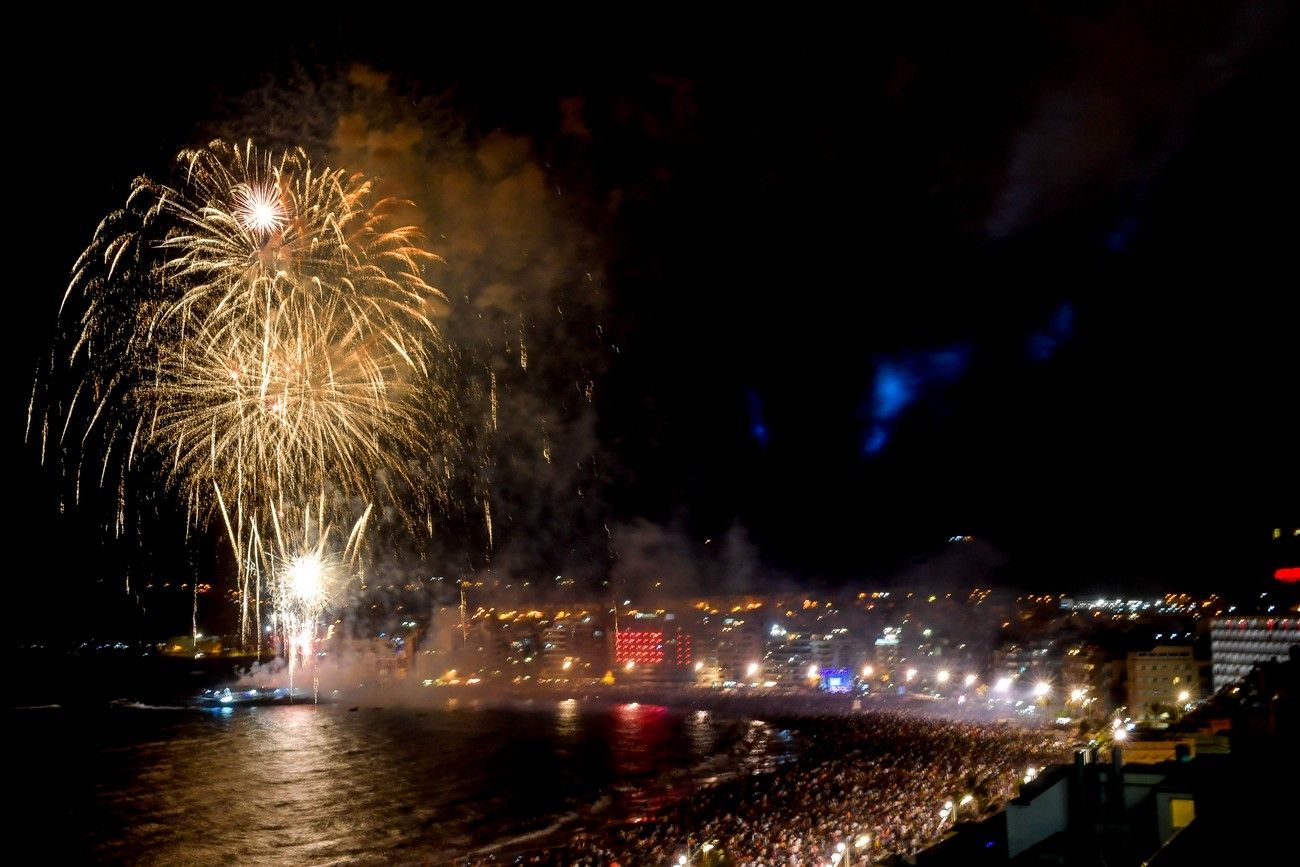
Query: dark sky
10 7 1298 626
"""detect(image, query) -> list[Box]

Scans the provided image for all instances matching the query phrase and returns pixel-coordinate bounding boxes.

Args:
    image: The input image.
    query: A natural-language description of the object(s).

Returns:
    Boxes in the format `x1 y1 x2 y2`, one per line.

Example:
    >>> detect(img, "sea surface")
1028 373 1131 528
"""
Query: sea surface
9 683 786 866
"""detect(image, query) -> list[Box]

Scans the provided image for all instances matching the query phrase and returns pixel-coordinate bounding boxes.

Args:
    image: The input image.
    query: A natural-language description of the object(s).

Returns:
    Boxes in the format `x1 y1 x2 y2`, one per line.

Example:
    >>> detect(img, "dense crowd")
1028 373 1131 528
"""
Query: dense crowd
458 708 1066 867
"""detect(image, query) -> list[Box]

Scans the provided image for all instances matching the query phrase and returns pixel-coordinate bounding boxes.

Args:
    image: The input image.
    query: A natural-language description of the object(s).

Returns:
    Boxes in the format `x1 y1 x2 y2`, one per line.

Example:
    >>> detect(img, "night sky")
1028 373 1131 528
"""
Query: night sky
10 7 1298 631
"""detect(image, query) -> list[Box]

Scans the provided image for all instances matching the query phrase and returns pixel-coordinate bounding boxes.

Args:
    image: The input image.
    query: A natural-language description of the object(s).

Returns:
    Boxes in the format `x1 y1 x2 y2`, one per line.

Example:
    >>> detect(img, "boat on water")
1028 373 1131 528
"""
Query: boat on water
194 686 323 707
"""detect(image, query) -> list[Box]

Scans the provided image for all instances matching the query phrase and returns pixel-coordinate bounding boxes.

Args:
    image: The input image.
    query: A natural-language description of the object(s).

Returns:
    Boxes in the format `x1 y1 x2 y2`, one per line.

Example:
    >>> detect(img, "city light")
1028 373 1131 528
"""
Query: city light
1177 690 1190 703
747 662 760 677
936 669 950 684
695 661 705 672
1033 681 1051 697
855 835 870 849
862 664 874 678
1070 688 1085 701
906 668 917 682
625 660 636 671
995 677 1012 693
964 673 977 687
808 664 820 679
1114 728 1128 741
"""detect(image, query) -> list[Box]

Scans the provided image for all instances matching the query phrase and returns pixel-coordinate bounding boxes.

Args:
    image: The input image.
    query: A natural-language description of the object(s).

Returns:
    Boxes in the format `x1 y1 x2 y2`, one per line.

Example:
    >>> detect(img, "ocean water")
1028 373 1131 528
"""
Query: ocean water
9 695 767 866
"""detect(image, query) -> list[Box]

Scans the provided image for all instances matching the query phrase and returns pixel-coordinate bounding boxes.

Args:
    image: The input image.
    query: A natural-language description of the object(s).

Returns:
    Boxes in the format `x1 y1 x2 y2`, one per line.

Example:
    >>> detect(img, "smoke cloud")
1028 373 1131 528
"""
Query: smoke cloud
984 0 1288 241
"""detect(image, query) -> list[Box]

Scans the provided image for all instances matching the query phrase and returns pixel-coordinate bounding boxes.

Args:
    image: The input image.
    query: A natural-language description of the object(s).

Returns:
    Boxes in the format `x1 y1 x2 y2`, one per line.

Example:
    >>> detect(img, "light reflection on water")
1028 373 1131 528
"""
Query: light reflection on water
687 708 717 755
14 700 768 865
555 698 580 739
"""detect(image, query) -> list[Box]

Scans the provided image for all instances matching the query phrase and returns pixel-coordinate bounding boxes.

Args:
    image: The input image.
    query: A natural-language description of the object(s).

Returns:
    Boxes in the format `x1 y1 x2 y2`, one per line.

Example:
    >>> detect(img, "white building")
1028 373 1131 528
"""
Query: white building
1210 616 1300 693
1127 646 1198 718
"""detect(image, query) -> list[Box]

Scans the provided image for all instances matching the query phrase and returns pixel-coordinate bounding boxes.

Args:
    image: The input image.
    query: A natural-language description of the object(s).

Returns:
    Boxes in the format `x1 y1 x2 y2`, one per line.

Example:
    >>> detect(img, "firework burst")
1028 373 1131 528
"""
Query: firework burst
40 140 457 655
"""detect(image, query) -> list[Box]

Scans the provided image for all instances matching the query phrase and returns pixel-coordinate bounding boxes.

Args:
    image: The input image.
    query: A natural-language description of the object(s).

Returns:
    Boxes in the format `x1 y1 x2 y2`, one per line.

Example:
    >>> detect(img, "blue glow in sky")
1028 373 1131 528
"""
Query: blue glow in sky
863 344 970 455
1027 301 1075 361
745 388 769 447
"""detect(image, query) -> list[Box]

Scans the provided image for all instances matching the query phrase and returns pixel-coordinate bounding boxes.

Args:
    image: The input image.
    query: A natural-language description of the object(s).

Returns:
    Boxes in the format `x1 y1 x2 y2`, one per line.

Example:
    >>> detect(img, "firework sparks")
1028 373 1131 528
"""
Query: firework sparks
42 140 459 658
233 181 287 236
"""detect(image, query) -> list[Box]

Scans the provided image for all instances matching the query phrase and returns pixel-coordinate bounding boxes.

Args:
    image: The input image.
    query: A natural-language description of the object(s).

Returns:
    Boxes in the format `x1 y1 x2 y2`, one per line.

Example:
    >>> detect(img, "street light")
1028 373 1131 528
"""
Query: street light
964 673 977 688
1177 690 1190 703
862 664 874 678
855 834 871 867
905 668 917 682
994 676 1012 693
936 670 950 684
677 840 717 866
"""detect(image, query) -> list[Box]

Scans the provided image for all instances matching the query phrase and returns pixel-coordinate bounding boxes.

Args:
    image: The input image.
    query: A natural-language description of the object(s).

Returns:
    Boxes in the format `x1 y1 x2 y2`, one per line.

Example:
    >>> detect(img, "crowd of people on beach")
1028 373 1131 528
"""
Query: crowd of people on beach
459 707 1066 867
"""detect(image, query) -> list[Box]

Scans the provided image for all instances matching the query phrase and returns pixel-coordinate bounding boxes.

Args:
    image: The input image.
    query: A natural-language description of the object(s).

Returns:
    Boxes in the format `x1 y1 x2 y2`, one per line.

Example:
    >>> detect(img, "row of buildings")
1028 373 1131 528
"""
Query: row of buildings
395 586 1298 719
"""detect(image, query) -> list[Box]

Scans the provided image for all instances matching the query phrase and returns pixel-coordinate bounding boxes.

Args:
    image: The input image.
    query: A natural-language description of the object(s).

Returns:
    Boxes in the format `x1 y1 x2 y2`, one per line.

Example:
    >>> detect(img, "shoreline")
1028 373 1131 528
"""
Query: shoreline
421 698 1065 866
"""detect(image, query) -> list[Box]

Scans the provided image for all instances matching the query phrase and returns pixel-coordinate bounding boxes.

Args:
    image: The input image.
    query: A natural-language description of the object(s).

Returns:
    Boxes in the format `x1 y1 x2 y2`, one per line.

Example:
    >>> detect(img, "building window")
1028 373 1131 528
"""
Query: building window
1170 799 1195 829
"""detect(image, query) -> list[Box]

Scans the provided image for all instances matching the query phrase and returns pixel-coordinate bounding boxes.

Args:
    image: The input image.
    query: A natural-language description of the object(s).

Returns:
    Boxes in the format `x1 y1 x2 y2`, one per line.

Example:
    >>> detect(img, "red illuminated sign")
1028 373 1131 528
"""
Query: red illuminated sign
1275 567 1300 583
615 630 664 665
675 634 692 667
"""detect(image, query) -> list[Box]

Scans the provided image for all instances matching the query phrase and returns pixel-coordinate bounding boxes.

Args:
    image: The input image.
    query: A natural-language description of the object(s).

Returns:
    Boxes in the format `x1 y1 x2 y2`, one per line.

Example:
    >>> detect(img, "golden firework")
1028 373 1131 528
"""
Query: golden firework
43 140 455 654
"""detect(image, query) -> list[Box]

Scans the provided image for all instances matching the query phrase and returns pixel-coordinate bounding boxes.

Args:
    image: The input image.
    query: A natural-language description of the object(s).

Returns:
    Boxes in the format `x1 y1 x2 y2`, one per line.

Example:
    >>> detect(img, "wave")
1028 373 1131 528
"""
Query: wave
470 812 580 855
110 699 189 711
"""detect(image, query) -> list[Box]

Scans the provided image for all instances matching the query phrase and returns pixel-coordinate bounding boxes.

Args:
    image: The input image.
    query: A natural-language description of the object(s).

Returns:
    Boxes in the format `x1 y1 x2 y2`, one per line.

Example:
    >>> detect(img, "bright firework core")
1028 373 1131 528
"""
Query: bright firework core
283 552 329 609
234 182 287 235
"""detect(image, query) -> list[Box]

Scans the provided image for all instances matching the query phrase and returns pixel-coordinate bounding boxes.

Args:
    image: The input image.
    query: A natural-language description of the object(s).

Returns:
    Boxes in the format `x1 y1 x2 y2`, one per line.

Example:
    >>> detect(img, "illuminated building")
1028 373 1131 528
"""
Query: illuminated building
1210 616 1300 692
874 626 902 670
711 618 763 683
765 627 813 683
994 639 1059 686
1127 646 1199 718
1061 642 1122 712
